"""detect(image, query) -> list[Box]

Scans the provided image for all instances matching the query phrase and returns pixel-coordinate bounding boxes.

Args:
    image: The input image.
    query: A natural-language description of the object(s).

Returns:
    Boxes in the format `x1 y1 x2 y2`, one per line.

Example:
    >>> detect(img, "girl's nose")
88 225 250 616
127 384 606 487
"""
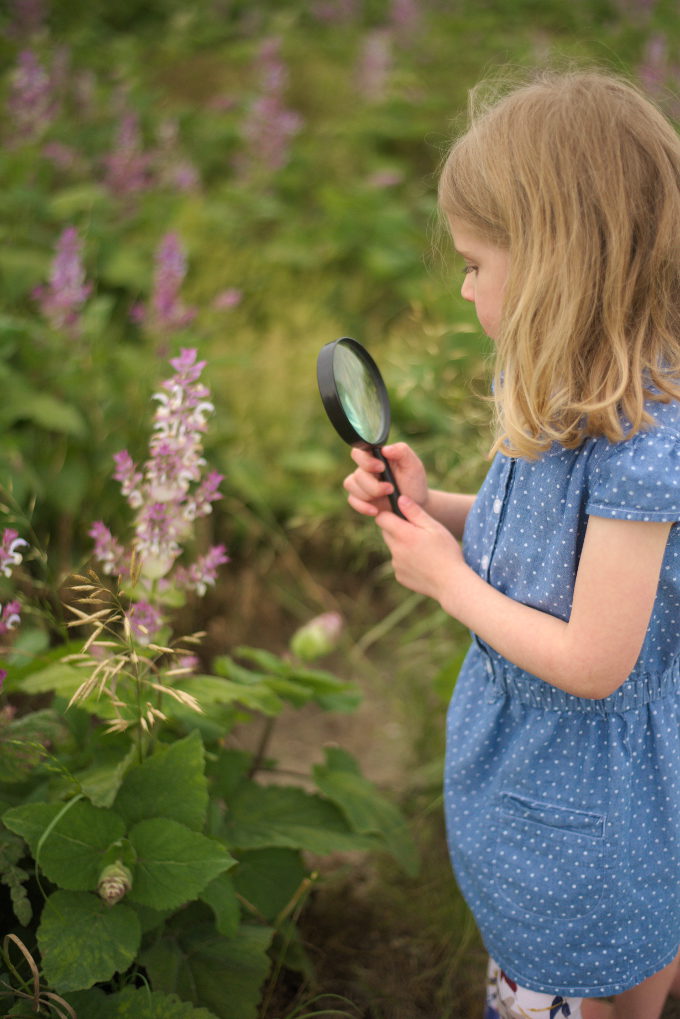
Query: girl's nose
461 274 474 302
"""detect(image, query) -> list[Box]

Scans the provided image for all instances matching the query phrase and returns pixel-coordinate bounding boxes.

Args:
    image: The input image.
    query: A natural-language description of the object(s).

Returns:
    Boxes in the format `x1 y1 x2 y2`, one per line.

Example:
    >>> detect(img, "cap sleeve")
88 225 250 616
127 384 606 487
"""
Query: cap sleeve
586 428 680 522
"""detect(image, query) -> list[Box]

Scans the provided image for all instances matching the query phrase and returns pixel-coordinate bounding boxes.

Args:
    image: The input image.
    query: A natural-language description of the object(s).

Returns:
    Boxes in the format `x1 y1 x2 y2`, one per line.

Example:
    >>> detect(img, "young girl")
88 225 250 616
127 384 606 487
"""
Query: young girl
343 70 680 1018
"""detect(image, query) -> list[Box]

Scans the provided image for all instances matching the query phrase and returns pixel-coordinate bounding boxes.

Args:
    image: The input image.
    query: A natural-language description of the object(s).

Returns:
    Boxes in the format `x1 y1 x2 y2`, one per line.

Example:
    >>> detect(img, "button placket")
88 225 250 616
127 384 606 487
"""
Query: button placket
482 458 516 583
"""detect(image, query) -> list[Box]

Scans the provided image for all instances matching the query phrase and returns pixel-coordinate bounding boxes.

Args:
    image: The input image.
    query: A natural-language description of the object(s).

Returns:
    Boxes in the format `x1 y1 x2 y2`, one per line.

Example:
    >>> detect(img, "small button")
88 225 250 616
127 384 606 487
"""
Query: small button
485 660 493 676
493 498 502 514
481 554 490 570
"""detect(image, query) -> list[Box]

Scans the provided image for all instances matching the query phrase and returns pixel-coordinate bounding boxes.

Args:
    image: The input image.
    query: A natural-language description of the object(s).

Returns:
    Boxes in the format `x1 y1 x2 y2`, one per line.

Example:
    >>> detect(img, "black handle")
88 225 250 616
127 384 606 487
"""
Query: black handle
373 447 406 519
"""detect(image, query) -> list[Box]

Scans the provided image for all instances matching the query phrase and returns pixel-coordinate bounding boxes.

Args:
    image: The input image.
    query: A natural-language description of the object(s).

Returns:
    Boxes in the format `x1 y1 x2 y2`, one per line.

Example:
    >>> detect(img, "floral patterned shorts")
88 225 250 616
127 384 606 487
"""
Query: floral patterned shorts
484 958 584 1018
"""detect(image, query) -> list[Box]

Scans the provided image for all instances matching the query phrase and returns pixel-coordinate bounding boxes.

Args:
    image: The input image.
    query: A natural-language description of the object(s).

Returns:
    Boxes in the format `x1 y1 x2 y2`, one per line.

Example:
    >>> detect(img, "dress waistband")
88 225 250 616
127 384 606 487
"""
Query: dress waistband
477 642 680 715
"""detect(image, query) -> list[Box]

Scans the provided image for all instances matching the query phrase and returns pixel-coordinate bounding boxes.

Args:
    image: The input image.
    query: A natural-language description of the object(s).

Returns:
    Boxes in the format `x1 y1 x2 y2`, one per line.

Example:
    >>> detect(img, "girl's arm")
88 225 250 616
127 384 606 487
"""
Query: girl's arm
376 497 672 700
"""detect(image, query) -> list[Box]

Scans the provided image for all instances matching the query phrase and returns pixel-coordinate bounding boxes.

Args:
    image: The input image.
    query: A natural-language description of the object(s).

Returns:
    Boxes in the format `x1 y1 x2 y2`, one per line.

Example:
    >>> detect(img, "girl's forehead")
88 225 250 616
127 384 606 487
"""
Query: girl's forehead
448 218 502 256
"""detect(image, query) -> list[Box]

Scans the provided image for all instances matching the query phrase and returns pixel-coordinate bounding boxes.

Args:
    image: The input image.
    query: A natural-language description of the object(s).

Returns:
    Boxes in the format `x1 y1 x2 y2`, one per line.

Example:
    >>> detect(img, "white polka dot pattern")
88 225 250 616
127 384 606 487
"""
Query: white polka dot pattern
444 398 680 998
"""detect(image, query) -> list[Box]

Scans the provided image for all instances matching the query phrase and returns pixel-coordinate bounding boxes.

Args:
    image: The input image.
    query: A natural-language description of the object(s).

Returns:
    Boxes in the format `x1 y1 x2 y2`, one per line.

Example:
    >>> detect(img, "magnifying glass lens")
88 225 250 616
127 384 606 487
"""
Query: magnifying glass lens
332 342 385 445
317 337 404 518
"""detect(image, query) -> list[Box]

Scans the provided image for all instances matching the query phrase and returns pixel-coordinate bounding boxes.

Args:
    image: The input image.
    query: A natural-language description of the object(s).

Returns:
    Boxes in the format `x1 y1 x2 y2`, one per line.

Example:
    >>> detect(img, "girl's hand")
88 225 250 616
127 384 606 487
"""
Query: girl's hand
376 494 463 602
343 442 428 518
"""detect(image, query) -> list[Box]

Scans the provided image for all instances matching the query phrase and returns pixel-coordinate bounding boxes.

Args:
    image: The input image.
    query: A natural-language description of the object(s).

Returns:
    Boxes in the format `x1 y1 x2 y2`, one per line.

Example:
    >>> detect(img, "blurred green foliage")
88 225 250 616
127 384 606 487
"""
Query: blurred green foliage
1 0 680 1014
1 0 677 583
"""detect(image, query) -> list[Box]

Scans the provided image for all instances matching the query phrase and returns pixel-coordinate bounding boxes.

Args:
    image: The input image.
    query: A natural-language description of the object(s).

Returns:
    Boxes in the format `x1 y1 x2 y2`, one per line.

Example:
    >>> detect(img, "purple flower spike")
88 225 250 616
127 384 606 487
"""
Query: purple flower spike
239 37 303 176
7 0 47 40
34 227 92 335
174 545 229 596
0 601 22 636
7 49 56 142
103 112 154 199
127 600 164 644
91 350 226 610
88 522 128 577
137 234 197 335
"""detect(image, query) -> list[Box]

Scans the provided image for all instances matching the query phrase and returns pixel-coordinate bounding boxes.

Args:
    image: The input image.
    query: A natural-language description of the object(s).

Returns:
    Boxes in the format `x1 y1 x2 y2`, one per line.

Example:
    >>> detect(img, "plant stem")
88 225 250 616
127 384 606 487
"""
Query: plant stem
249 716 276 777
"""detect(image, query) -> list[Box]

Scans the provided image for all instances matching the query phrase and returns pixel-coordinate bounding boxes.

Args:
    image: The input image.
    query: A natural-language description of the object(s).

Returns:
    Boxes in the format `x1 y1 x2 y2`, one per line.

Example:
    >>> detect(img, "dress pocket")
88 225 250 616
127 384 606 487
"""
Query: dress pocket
493 791 606 920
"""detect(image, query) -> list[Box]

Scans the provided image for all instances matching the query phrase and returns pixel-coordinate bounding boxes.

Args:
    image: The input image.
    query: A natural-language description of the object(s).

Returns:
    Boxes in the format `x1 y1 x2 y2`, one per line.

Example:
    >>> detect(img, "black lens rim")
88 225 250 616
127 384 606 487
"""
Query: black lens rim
316 337 391 448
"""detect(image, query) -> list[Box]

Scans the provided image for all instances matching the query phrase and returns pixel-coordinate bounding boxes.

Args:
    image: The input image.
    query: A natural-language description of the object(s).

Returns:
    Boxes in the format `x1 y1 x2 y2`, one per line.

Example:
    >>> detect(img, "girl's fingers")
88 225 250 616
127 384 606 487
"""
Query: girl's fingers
346 493 379 517
350 447 385 473
343 469 393 500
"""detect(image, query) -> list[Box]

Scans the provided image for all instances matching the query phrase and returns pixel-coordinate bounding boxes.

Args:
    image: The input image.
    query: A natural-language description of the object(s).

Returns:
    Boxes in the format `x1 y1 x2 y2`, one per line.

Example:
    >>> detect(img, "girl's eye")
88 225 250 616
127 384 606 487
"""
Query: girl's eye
462 264 477 276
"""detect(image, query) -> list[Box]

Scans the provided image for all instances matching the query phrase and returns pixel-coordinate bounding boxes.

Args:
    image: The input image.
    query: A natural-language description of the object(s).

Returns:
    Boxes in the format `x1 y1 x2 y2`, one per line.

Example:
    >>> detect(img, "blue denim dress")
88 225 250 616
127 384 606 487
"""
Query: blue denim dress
444 397 680 997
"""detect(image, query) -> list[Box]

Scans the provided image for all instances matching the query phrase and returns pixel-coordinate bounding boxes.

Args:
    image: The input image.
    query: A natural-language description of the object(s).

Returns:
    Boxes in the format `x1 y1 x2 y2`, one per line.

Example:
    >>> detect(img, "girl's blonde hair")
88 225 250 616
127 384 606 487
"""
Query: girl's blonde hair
438 69 680 459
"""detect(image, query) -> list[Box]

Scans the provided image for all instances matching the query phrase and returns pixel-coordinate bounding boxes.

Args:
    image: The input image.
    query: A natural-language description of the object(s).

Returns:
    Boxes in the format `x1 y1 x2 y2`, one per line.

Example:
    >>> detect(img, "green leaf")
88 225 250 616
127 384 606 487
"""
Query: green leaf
0 709 67 783
2 389 87 436
65 986 220 1019
113 730 208 831
199 871 240 936
313 747 419 876
207 747 251 800
38 890 141 992
182 673 283 716
17 661 84 697
229 648 361 712
3 800 126 890
142 917 274 1019
128 817 236 910
3 639 83 687
232 848 306 922
223 784 379 854
75 744 139 808
48 184 110 219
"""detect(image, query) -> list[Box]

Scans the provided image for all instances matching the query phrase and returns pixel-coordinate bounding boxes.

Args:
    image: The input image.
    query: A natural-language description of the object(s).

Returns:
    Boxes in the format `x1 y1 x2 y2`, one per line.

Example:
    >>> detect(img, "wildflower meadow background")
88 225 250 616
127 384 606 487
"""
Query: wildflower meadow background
1 1 679 1017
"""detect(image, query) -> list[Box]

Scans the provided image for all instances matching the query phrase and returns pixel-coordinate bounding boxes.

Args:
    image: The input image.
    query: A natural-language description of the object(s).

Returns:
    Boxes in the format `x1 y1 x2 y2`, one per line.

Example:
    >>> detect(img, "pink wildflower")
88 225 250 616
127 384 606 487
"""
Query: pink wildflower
357 30 392 103
7 0 47 39
99 350 224 584
213 288 242 310
0 601 22 636
185 470 224 520
638 34 668 96
88 522 128 577
155 119 200 193
33 226 91 335
389 0 421 37
0 529 27 578
174 545 229 597
135 234 197 334
103 112 154 199
113 451 144 508
7 49 56 142
239 37 303 176
127 601 164 644
311 0 358 23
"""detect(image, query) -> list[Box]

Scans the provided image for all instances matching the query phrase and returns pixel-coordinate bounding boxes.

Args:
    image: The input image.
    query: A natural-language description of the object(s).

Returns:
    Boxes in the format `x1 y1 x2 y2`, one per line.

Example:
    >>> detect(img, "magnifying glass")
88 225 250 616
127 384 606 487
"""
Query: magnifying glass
317 337 404 517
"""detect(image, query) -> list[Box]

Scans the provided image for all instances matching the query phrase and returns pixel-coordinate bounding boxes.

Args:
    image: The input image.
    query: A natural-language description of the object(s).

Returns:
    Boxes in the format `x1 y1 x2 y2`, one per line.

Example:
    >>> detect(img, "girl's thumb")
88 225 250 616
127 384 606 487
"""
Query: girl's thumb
397 494 438 532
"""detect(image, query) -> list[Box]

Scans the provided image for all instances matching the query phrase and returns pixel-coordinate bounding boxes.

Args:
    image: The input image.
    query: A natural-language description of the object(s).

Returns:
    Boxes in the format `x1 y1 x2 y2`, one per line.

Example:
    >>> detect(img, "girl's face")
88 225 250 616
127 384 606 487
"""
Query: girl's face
449 219 510 341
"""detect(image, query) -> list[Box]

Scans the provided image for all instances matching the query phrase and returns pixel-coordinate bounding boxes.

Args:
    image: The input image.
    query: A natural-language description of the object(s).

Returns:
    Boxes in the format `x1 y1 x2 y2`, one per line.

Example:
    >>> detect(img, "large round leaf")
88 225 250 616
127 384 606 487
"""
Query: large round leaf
38 890 140 992
128 818 235 910
113 730 208 832
65 986 219 1018
3 800 126 890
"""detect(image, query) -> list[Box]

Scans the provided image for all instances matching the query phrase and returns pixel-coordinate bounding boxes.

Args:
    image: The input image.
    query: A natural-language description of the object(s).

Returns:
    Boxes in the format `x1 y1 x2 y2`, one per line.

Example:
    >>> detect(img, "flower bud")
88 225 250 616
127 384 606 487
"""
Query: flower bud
97 861 133 906
139 551 176 580
290 612 343 662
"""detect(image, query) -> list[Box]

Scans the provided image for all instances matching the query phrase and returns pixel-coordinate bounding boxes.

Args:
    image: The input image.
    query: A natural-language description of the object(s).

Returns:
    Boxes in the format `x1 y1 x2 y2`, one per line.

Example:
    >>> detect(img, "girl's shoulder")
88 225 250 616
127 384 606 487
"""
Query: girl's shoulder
584 397 680 522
